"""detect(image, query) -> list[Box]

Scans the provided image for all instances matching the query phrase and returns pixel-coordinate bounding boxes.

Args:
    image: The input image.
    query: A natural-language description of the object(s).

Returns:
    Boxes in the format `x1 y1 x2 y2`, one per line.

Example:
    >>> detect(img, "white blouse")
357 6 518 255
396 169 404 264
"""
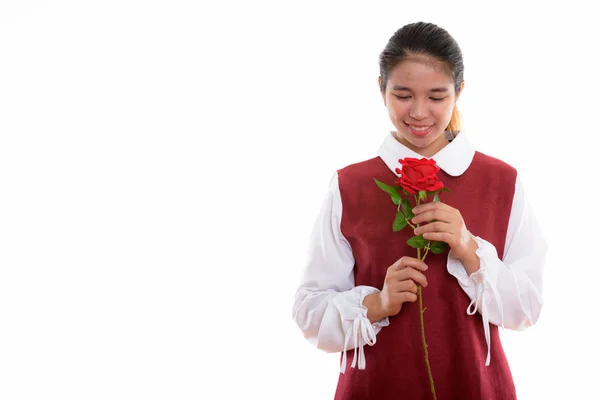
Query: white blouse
292 132 547 373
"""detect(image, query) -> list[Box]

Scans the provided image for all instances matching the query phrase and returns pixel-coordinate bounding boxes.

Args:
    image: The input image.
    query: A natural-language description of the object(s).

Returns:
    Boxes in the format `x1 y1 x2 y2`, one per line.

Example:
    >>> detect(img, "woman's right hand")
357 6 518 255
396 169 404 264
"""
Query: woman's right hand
363 256 429 322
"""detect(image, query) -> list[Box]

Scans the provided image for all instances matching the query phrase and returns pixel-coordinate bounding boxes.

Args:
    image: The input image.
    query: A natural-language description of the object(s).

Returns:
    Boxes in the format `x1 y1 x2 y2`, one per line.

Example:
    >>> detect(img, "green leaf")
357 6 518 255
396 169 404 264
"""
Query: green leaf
418 190 427 201
374 178 395 193
407 235 428 249
393 210 407 231
433 194 440 202
430 241 449 254
374 179 401 205
441 187 451 192
401 198 414 220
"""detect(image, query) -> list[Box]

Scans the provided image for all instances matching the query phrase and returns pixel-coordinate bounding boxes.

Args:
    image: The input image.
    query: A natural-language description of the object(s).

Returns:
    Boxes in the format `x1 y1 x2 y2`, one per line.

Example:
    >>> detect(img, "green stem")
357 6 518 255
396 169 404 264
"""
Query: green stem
418 284 437 400
422 242 431 261
416 195 437 400
397 203 416 230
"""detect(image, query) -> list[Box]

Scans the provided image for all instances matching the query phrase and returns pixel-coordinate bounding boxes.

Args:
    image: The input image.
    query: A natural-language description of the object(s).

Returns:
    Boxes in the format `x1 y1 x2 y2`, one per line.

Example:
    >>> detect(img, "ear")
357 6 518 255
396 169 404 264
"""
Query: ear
377 76 386 105
455 81 465 102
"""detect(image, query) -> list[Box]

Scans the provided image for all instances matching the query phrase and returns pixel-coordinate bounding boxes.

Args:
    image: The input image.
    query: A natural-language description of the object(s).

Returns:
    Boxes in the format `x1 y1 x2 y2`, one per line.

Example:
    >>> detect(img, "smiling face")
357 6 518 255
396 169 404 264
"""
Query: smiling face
379 56 463 157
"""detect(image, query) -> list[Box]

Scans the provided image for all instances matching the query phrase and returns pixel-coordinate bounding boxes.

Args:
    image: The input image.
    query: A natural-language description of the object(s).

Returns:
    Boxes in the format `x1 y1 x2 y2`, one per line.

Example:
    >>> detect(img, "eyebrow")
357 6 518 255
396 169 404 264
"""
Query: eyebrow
392 85 449 93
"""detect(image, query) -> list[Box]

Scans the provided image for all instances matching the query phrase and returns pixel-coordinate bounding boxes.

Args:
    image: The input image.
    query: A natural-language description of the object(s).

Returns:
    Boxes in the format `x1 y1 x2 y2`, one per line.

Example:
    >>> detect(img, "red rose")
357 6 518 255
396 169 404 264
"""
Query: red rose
394 158 445 195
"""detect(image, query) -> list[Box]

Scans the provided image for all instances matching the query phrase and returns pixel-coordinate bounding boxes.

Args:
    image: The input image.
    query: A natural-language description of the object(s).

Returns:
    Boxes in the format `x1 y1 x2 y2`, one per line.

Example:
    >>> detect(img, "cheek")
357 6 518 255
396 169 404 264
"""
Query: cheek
387 101 409 119
435 103 454 121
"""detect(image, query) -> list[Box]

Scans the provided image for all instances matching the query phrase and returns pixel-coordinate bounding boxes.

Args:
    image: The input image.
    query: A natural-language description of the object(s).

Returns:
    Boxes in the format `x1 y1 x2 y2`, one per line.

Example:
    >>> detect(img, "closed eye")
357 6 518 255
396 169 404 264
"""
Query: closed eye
394 95 447 102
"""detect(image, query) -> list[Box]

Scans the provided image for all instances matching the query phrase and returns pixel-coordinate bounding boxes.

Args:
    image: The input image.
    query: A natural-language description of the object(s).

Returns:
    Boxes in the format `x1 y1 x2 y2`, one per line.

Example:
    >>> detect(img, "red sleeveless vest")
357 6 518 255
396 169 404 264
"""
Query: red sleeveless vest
335 151 517 400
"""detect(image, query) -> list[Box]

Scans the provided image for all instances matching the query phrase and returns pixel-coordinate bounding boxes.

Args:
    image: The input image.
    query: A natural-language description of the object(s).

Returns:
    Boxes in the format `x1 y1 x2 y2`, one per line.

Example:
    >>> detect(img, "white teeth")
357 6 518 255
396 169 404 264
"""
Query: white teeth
410 125 430 131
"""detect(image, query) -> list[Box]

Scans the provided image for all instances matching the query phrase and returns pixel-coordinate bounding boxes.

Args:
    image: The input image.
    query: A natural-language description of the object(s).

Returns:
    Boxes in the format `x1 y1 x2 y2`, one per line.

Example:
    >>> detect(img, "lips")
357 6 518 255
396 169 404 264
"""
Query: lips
405 122 433 137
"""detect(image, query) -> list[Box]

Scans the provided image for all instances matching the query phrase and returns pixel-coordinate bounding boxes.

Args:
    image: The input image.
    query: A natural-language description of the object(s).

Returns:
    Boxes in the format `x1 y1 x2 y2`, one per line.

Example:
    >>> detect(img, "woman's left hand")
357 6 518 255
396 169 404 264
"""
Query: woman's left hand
412 201 478 262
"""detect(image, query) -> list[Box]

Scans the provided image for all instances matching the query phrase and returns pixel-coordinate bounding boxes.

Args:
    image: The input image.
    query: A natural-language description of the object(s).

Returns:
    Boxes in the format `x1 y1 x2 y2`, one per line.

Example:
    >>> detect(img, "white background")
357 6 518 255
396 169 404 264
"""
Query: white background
0 1 598 399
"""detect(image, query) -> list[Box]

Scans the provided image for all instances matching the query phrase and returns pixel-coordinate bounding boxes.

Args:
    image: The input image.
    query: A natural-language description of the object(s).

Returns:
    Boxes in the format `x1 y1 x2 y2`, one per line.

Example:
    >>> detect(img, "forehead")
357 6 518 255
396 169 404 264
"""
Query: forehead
387 56 454 90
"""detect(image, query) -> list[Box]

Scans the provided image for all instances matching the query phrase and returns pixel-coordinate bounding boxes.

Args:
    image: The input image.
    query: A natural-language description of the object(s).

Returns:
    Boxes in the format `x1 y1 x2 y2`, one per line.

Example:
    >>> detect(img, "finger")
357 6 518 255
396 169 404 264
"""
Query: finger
389 279 419 294
392 291 418 304
389 256 428 272
397 268 428 288
413 221 453 236
411 209 455 225
412 201 454 214
403 279 419 294
421 231 452 242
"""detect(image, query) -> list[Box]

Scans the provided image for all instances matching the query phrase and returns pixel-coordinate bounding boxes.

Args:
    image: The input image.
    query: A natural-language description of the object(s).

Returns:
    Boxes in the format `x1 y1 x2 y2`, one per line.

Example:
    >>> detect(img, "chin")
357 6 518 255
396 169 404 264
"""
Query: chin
401 129 441 142
395 128 446 151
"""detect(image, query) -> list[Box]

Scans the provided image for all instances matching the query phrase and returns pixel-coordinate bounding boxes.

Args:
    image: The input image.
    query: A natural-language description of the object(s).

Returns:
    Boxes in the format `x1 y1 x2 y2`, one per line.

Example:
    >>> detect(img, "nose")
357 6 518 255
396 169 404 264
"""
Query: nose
409 99 428 120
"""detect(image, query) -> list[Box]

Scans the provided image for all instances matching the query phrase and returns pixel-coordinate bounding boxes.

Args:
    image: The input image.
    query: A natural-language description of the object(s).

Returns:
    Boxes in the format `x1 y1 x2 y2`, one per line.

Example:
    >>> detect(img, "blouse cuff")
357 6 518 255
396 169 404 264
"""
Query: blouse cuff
447 234 504 366
332 286 390 373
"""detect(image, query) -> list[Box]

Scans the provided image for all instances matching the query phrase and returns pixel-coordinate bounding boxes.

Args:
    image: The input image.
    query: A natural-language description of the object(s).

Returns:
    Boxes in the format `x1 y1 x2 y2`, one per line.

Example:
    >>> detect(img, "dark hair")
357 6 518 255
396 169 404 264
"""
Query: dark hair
378 22 464 134
379 22 464 93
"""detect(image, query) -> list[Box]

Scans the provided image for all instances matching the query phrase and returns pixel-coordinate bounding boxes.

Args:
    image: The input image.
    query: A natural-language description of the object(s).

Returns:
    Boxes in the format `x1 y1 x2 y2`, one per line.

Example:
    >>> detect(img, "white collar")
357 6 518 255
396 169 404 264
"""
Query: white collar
377 131 475 177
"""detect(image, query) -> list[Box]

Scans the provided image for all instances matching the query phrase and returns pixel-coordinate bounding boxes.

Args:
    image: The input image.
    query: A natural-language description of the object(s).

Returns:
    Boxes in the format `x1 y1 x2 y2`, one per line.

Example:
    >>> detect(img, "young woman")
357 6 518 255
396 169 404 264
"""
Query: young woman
292 22 546 400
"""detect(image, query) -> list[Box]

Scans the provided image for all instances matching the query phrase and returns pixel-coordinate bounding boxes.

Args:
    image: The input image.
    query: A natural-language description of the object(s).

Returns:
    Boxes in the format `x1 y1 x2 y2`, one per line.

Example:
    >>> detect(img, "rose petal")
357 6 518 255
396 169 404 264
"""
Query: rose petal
403 166 422 183
396 178 417 194
427 180 445 191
